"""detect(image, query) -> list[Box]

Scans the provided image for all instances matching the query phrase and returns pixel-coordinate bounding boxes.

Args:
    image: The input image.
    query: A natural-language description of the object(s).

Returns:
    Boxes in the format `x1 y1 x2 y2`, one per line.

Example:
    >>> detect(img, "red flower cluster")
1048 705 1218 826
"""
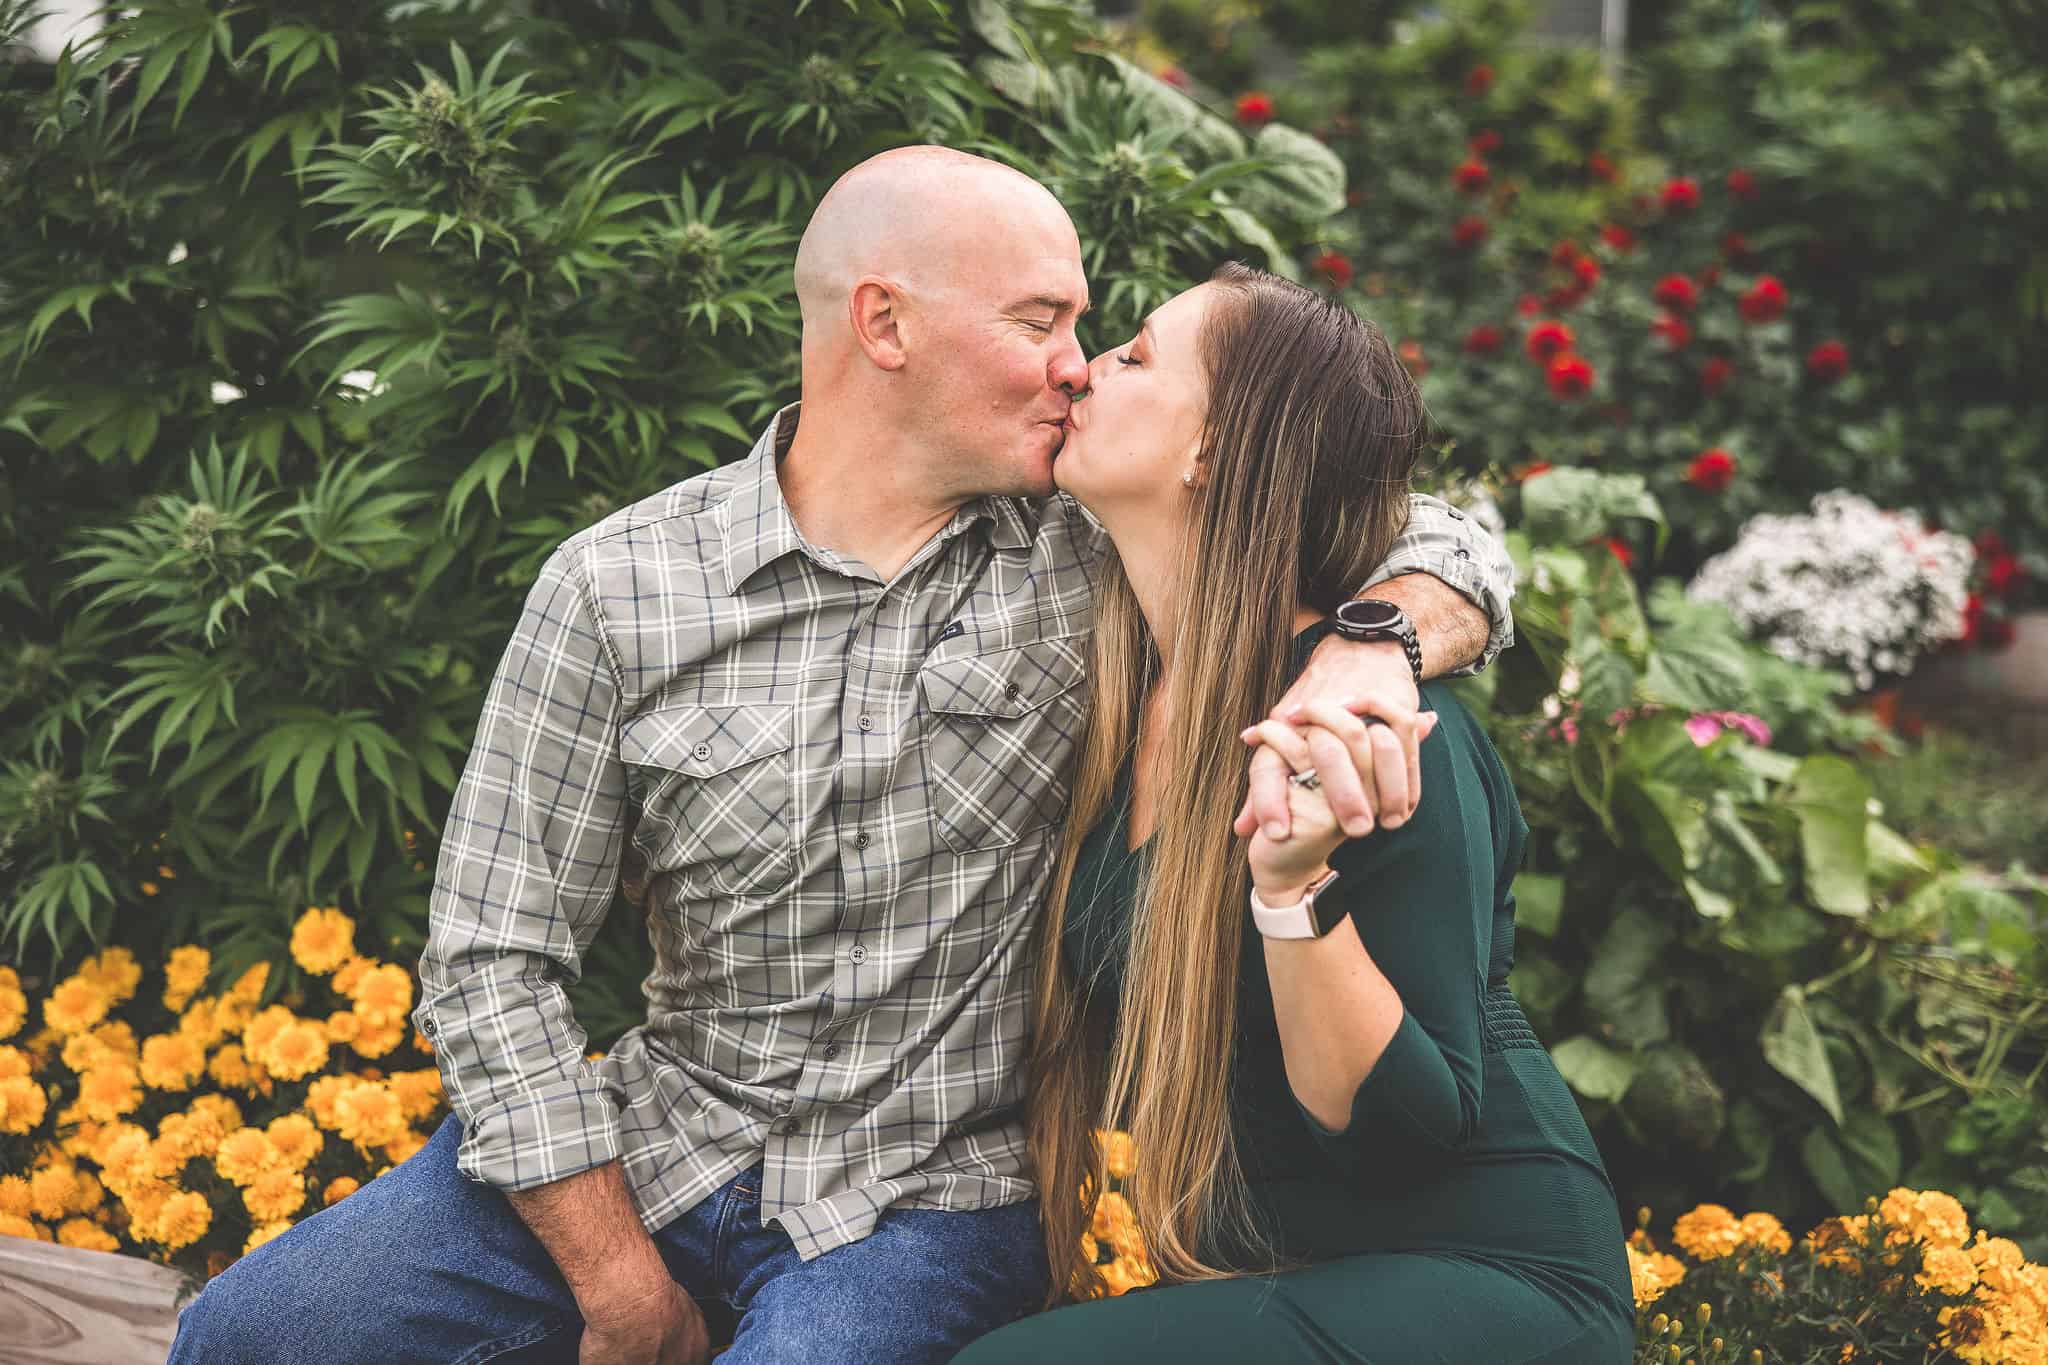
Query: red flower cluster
1976 532 2027 601
1962 595 2016 649
1726 168 1758 200
1661 177 1701 214
1526 320 1575 363
1806 339 1850 383
1651 313 1692 352
1700 357 1734 395
1468 129 1501 155
1687 448 1737 492
1453 159 1491 193
1235 91 1274 127
1311 252 1355 289
1463 324 1504 355
1652 273 1700 313
1547 353 1594 398
1739 275 1788 323
1465 64 1494 97
1452 215 1489 249
1600 222 1635 252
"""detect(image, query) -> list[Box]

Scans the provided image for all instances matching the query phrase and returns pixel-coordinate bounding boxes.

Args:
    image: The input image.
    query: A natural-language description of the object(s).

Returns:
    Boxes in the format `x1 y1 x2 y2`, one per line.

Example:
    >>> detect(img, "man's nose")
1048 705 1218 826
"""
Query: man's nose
1050 336 1090 396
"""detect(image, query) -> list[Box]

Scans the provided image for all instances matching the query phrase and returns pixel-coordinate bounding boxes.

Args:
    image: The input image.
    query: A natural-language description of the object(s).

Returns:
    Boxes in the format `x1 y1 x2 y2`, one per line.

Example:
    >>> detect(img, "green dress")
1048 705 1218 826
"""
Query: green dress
956 624 1635 1365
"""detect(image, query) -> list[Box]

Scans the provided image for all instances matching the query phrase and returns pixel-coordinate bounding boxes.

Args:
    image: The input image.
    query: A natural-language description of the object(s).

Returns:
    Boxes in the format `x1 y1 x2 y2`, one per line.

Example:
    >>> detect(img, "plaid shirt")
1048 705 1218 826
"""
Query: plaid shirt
411 404 1515 1260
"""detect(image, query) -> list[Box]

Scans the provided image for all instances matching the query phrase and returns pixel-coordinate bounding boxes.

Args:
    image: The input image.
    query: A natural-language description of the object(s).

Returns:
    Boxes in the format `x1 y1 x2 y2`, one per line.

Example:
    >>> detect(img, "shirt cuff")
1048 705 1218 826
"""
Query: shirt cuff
451 1070 628 1193
1369 500 1517 675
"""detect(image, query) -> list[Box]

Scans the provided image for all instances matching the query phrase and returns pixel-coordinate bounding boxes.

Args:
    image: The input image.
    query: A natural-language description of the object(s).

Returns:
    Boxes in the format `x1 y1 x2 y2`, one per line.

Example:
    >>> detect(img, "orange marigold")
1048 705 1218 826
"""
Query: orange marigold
207 1043 258 1091
334 1080 406 1149
228 962 270 1003
290 907 358 977
42 978 111 1036
1879 1188 1971 1251
348 964 413 1029
263 1022 331 1082
56 1217 119 1252
0 982 26 1040
330 956 372 996
1627 1244 1686 1307
322 1175 360 1206
265 1114 325 1169
76 1063 143 1122
0 1075 46 1134
0 1174 30 1218
1737 1210 1792 1255
152 1189 212 1251
0 1212 45 1241
1919 1246 1980 1296
389 1068 444 1123
1672 1204 1745 1261
351 1019 407 1059
27 1166 77 1221
163 945 211 1012
76 947 142 1006
303 1074 354 1129
0 1044 29 1079
213 1128 282 1186
188 1093 243 1134
243 1167 307 1223
244 1219 293 1254
140 1032 208 1092
325 1010 363 1045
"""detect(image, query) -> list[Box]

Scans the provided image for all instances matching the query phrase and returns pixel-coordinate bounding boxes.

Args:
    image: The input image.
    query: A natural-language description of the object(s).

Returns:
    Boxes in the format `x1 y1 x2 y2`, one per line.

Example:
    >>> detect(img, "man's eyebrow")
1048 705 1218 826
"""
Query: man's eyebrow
1008 294 1092 317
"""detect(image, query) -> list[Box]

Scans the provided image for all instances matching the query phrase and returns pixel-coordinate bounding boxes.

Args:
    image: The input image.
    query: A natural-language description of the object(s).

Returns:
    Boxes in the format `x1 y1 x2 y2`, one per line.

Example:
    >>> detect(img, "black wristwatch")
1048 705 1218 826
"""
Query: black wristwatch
1329 599 1423 688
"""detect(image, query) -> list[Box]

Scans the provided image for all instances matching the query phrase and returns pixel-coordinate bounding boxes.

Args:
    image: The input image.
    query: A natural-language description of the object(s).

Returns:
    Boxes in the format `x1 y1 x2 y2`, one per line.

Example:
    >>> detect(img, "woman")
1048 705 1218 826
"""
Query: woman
955 263 1633 1363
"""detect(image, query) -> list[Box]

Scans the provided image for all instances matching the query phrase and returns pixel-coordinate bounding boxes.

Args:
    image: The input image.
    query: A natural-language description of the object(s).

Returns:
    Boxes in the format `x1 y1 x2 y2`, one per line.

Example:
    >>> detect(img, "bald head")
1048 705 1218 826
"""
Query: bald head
794 145 1078 333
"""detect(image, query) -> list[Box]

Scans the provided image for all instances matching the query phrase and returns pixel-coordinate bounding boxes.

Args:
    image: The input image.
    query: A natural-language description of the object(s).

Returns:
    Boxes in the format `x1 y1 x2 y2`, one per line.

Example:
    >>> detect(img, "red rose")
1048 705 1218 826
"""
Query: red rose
1546 353 1594 398
1549 239 1580 267
1514 460 1553 482
1661 177 1701 213
1588 152 1617 183
1806 339 1850 383
1235 92 1274 127
1726 168 1758 200
1465 64 1494 97
1651 312 1692 352
1463 323 1504 354
1451 215 1489 249
1311 251 1355 289
1738 275 1788 323
1986 553 2024 597
1686 448 1737 492
1700 357 1734 395
1159 65 1191 90
1526 320 1576 363
1547 284 1586 311
1468 129 1502 155
1652 273 1699 313
1604 537 1634 567
1719 231 1751 261
1453 159 1491 193
1600 222 1636 252
1516 293 1543 317
1572 255 1600 288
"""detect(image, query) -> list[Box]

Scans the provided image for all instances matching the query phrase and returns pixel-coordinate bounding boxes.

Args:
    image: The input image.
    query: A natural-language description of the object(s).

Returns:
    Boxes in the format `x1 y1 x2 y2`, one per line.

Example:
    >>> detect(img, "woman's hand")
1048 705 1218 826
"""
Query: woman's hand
1241 700 1438 898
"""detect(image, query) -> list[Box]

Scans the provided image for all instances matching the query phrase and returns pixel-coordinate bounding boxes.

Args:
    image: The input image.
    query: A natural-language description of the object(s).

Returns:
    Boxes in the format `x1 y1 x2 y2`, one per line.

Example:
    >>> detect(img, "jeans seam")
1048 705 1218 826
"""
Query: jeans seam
450 1309 576 1365
711 1177 754 1294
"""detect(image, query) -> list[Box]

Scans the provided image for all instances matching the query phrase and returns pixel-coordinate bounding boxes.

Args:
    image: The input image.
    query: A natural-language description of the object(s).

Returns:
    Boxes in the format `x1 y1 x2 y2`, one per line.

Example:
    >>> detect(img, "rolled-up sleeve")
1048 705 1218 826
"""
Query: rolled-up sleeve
410 539 631 1192
1367 493 1516 673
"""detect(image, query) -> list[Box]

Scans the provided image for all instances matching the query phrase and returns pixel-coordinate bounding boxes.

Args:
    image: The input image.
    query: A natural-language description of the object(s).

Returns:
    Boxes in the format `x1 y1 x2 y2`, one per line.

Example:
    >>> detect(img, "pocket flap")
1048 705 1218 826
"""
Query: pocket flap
620 702 794 778
919 638 1086 720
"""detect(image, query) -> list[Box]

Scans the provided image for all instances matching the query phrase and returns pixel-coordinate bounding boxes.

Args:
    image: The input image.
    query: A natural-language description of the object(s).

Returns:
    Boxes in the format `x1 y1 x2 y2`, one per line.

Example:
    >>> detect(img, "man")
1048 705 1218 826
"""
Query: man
167 146 1512 1364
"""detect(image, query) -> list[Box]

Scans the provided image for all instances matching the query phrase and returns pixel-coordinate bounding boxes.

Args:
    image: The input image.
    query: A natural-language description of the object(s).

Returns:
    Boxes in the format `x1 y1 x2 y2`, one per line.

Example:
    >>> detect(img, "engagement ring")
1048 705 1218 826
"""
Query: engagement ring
1288 769 1321 790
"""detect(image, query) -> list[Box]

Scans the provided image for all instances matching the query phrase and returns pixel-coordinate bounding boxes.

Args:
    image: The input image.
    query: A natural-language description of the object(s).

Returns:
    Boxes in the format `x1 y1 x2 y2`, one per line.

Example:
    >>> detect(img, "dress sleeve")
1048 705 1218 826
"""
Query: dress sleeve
1290 691 1497 1161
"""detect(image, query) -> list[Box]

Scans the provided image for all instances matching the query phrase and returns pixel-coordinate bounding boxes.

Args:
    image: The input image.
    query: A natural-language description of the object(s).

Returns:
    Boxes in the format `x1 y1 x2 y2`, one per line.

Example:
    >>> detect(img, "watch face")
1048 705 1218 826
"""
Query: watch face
1336 598 1403 631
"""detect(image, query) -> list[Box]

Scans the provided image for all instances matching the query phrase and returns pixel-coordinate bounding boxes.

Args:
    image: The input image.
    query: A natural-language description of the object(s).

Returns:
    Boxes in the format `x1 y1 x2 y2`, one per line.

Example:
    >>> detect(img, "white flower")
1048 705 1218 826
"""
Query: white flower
166 242 188 265
338 369 389 398
1687 491 1974 690
211 381 246 404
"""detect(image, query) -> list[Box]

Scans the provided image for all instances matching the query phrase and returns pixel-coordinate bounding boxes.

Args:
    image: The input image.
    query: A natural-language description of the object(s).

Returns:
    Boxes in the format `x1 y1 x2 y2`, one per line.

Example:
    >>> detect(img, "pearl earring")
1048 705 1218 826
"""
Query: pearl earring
1182 471 1195 487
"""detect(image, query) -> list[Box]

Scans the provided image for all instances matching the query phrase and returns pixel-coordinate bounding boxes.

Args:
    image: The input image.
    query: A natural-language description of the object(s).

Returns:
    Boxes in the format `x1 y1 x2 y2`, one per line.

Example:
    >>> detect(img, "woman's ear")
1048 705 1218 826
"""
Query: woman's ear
849 276 909 372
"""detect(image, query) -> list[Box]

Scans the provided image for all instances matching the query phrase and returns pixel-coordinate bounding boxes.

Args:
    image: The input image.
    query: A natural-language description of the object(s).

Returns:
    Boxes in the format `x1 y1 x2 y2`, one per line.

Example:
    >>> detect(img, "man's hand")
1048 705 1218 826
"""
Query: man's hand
578 1275 711 1365
1233 641 1436 843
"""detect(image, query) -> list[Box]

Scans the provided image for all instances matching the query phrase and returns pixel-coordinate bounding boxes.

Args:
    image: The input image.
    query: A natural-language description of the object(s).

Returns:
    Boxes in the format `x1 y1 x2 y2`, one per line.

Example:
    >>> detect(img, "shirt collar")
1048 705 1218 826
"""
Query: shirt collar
720 403 1036 595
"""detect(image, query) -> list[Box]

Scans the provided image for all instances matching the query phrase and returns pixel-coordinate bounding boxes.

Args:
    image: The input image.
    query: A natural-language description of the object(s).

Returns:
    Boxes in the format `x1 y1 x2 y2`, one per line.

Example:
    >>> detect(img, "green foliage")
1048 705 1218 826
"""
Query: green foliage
0 0 1341 988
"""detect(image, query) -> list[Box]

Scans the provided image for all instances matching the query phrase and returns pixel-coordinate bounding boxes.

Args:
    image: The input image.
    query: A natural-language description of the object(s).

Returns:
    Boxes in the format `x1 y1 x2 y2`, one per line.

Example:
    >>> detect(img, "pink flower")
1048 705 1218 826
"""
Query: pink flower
1685 711 1773 748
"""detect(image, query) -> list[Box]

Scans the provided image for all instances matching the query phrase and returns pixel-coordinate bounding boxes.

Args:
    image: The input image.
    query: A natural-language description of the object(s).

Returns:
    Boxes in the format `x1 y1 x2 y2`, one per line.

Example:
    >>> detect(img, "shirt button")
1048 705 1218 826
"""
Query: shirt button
853 831 871 850
1003 682 1022 701
857 714 873 732
421 1018 438 1039
823 1043 842 1060
692 742 712 761
849 944 868 964
1456 547 1472 560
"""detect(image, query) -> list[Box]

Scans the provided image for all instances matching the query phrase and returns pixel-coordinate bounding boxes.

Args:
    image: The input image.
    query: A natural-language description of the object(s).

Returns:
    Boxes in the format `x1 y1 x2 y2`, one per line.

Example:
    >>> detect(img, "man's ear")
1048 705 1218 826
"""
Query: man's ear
849 276 909 372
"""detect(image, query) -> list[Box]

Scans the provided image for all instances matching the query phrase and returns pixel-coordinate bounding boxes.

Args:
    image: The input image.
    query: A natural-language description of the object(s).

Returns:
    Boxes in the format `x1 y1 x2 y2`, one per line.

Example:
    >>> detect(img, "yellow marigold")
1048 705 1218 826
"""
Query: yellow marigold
56 1217 119 1252
244 1219 293 1254
2002 1339 2048 1365
0 1175 30 1218
151 1189 212 1251
262 1022 331 1082
329 956 371 997
139 1032 208 1092
76 1063 143 1122
1099 1252 1158 1296
211 993 253 1037
27 1165 77 1221
88 1121 151 1170
1919 1246 1981 1296
324 1009 363 1045
0 1044 27 1080
322 1175 360 1206
241 1004 298 1071
1097 1129 1136 1181
333 1080 406 1149
0 966 16 992
1088 1190 1139 1254
389 1068 444 1123
0 1212 45 1241
188 1092 242 1134
1672 1204 1745 1262
265 1114 324 1169
351 1019 407 1059
0 1074 47 1134
1938 1304 2005 1362
303 1074 353 1128
382 1128 429 1165
228 962 270 1003
1627 1244 1687 1307
177 998 228 1051
77 947 142 1006
348 964 413 1029
65 1170 104 1215
163 946 211 1011
207 1043 257 1091
18 1025 60 1070
291 908 358 976
1737 1211 1792 1256
243 1168 307 1223
1810 1213 1871 1271
160 1108 227 1162
120 1177 172 1235
90 1019 139 1063
1879 1188 1971 1251
42 977 111 1036
61 1032 111 1073
0 983 26 1040
213 1128 282 1186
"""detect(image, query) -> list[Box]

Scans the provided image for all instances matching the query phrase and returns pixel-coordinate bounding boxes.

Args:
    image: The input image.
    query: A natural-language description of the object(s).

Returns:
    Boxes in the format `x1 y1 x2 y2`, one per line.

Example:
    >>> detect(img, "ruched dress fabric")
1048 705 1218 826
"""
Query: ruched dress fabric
954 624 1635 1365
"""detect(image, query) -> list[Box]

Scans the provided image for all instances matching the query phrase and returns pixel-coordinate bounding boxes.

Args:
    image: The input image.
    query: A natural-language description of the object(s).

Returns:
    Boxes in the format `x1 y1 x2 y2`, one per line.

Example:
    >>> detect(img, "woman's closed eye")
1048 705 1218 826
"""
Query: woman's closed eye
1117 352 1141 367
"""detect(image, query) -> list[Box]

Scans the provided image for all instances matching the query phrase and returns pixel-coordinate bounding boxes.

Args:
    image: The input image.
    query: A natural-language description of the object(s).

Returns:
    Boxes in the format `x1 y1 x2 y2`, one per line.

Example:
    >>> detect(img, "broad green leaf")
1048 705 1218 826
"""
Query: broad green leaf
1787 756 1871 916
1761 987 1844 1124
1550 1036 1639 1103
1511 873 1565 939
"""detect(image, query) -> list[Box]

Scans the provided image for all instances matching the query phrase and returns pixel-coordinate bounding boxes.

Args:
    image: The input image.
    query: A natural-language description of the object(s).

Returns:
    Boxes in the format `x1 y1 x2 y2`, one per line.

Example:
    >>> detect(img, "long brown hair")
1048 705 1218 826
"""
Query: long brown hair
1028 261 1425 1302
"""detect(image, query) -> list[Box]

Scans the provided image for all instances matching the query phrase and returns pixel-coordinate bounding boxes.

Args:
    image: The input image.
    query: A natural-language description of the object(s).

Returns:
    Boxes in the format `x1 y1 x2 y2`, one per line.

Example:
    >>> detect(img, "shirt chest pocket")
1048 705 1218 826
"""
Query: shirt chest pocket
917 636 1089 856
620 702 796 898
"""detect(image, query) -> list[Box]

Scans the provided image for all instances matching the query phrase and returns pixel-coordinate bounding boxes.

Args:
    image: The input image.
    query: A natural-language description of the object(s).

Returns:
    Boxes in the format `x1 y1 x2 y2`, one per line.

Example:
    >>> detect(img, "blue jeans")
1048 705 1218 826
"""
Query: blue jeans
166 1113 1048 1364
